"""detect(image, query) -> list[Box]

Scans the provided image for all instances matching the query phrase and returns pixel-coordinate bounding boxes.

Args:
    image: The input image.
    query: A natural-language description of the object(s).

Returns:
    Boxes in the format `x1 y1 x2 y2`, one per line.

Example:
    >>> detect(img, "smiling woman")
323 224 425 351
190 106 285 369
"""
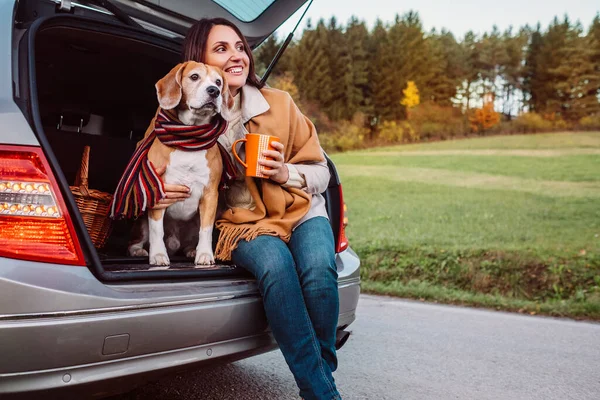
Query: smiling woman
182 18 264 92
204 25 251 96
155 17 345 400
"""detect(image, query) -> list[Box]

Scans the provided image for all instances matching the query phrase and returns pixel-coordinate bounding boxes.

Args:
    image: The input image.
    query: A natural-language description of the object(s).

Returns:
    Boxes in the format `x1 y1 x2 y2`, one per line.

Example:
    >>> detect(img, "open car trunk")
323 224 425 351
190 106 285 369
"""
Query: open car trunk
17 15 345 282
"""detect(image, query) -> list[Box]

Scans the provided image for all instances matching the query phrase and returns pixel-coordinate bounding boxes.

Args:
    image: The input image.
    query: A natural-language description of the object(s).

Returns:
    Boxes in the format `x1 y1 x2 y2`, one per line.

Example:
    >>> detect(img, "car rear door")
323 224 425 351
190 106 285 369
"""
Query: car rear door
103 0 309 47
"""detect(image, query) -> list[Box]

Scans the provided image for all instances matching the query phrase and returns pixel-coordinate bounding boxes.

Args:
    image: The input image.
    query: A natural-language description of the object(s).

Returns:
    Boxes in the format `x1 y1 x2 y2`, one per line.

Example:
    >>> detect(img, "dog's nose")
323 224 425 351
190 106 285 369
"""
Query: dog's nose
206 86 220 98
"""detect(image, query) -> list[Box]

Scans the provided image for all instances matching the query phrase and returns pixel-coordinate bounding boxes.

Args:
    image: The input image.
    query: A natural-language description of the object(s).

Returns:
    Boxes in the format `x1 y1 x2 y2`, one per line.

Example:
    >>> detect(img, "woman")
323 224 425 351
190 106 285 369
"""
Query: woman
155 18 342 400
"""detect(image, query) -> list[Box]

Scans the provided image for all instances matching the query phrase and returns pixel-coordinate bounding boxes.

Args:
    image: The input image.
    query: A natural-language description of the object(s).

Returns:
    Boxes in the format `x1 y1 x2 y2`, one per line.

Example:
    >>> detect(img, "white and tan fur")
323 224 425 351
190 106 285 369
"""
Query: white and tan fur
127 61 233 268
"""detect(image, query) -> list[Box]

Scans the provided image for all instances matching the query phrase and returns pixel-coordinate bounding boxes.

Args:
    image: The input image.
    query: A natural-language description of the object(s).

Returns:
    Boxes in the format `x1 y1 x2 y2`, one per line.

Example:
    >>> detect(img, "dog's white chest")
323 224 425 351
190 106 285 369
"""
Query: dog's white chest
163 150 210 220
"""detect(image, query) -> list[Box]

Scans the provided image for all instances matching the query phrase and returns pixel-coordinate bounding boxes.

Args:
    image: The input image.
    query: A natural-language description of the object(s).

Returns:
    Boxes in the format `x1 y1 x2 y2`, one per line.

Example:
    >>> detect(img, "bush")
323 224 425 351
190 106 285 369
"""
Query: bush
512 112 553 133
469 103 501 135
319 120 368 153
269 72 299 103
408 102 466 139
378 120 418 143
552 117 570 131
543 113 571 131
419 122 445 139
579 114 600 130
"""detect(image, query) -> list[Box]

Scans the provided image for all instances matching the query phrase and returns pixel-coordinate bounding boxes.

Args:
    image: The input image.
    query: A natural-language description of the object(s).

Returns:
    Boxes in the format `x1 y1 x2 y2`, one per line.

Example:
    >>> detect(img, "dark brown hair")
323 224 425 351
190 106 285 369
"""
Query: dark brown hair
182 18 264 89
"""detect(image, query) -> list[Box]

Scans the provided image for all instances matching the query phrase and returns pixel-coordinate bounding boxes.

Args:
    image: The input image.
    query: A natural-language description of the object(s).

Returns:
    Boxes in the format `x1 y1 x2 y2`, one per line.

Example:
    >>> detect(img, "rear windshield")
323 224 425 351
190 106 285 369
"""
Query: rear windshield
213 0 275 22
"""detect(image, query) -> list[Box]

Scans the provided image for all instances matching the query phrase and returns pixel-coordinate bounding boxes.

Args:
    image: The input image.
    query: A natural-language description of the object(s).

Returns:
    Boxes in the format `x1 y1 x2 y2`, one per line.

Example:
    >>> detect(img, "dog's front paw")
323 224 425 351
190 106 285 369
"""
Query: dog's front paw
195 251 215 267
184 247 196 258
150 253 170 267
129 247 149 257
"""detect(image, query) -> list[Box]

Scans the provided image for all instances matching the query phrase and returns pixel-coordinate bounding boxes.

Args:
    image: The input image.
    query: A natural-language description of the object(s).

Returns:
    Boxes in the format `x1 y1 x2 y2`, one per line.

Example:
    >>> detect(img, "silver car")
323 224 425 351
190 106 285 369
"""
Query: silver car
0 0 360 398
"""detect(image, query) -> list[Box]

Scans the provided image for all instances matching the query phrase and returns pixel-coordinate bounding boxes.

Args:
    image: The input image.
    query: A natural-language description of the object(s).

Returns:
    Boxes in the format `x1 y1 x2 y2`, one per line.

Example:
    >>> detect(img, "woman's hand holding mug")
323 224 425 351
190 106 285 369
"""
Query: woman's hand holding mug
258 141 289 184
232 133 289 184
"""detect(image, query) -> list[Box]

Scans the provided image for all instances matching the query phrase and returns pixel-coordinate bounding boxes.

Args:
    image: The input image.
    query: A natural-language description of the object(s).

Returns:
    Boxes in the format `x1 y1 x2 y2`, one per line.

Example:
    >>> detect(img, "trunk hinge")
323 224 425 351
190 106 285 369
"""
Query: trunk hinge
54 0 73 13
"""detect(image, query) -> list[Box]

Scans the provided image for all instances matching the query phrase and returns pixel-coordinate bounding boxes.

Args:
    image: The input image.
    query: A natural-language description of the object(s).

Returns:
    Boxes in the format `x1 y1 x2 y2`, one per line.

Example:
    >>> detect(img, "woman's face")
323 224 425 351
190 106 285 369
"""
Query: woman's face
204 25 250 97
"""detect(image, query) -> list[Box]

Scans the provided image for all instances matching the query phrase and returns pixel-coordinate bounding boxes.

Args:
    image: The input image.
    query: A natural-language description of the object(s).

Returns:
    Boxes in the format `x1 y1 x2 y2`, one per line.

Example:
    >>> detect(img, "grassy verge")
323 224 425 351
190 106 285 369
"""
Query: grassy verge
331 132 600 320
357 246 600 320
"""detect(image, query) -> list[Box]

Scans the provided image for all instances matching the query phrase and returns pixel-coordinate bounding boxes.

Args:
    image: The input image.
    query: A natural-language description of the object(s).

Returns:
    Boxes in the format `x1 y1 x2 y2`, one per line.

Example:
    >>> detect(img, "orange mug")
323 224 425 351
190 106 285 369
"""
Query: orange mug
232 133 279 178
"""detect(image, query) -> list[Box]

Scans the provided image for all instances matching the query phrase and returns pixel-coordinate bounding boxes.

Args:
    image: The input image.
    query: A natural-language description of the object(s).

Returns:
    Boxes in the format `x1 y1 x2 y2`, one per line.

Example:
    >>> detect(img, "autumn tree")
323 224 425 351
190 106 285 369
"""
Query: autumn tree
401 81 420 108
469 101 500 134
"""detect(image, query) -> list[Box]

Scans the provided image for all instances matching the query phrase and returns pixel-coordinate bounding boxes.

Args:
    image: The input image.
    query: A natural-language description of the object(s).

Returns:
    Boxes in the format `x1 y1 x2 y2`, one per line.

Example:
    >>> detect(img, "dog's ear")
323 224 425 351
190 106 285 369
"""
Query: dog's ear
218 68 235 122
156 62 187 110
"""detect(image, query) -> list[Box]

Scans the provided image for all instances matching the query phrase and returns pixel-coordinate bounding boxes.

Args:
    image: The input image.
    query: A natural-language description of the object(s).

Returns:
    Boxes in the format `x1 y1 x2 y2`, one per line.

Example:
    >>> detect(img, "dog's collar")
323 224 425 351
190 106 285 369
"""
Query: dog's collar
240 84 270 123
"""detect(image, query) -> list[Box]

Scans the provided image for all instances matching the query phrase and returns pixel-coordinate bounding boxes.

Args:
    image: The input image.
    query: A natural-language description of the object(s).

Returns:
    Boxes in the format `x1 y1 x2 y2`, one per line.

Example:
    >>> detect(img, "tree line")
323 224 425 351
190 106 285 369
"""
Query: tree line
253 11 600 144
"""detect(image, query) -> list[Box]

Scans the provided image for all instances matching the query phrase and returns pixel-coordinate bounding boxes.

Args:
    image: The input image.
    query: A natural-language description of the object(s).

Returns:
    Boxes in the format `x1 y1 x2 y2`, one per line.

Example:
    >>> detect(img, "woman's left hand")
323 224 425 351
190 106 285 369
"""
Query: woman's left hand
259 141 289 184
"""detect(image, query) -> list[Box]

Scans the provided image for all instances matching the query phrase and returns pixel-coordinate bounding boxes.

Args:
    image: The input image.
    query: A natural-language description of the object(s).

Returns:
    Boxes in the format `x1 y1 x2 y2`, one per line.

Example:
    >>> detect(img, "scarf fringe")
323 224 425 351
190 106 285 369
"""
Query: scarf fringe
215 223 291 261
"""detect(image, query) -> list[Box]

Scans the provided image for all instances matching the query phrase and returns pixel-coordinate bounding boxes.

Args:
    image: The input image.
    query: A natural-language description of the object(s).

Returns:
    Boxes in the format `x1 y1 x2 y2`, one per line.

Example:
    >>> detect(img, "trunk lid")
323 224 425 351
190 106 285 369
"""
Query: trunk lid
85 0 309 46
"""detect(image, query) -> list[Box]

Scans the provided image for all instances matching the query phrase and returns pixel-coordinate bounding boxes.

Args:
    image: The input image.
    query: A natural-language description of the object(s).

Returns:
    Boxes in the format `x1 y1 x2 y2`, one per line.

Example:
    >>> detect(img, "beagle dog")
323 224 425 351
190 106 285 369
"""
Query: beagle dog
127 61 232 267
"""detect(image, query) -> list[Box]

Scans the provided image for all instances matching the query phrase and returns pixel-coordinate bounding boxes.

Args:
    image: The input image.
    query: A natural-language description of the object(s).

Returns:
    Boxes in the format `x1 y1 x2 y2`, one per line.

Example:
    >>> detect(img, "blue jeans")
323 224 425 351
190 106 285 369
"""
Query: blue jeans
231 217 341 400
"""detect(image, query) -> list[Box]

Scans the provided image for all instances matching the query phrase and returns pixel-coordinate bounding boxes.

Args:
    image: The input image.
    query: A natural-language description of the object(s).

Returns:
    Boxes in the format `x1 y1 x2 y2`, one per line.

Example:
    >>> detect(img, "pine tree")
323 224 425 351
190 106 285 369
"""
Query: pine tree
383 11 430 120
478 25 509 101
587 14 600 116
323 16 348 120
523 24 546 112
342 16 372 121
501 26 530 116
551 20 600 120
425 29 463 105
455 31 481 111
368 19 394 125
540 16 571 115
590 14 600 69
292 20 332 109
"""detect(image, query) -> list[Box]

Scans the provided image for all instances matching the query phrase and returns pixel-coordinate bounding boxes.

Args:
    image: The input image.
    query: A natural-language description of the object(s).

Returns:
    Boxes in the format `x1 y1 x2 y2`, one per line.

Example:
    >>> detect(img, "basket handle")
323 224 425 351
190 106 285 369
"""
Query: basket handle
74 145 90 196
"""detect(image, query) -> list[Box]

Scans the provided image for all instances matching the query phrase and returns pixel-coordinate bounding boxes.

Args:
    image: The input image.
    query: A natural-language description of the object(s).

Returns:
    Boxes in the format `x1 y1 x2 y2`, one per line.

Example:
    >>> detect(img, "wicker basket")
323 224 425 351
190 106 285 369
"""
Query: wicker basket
70 146 114 248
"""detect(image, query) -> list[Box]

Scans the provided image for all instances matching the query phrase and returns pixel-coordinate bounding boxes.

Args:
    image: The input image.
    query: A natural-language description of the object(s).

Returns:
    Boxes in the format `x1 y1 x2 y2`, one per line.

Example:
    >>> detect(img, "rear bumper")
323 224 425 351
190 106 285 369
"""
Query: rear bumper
0 286 358 397
0 249 360 396
1 319 358 399
0 332 279 398
0 315 358 399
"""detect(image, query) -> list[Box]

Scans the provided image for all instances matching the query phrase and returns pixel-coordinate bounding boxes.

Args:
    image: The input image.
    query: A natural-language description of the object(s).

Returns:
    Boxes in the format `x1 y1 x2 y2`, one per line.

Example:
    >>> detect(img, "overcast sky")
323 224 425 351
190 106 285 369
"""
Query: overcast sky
276 0 600 40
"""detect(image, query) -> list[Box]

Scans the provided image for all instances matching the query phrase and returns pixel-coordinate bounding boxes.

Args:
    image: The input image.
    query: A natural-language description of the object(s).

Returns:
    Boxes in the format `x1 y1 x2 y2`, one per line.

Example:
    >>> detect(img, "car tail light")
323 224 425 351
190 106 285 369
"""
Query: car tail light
336 185 349 253
0 145 85 265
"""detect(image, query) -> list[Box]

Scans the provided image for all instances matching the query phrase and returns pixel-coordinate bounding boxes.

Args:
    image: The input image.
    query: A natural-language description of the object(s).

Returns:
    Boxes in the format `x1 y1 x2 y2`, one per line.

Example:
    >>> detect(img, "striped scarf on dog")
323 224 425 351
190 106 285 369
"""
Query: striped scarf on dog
110 109 235 219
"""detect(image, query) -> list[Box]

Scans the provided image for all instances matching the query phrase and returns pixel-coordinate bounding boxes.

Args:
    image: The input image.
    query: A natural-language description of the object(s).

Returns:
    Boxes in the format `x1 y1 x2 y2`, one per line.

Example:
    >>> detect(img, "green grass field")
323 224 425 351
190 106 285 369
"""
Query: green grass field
331 132 600 319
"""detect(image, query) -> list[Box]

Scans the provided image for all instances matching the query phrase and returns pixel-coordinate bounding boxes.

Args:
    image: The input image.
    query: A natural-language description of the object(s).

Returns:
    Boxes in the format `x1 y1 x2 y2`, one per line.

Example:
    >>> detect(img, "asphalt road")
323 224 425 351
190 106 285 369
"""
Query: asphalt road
110 294 600 400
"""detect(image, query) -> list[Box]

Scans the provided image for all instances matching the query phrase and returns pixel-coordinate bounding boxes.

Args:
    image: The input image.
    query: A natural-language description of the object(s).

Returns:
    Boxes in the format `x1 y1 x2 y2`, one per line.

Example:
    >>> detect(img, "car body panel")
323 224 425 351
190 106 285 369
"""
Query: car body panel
0 254 359 378
0 0 361 396
1 0 38 145
0 251 359 315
